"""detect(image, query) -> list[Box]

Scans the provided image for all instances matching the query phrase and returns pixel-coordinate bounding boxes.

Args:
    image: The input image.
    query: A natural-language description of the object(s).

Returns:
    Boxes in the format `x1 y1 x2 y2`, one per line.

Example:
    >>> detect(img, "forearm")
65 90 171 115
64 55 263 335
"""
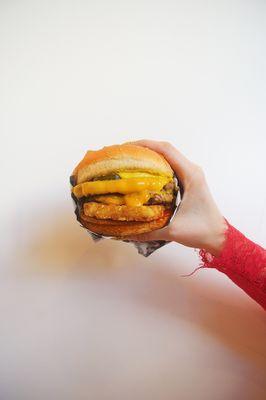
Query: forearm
199 220 266 309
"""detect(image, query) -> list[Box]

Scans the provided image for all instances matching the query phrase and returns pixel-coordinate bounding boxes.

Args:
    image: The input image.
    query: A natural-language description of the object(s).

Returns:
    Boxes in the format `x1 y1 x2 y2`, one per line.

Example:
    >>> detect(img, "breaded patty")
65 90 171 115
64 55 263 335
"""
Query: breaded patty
83 202 165 222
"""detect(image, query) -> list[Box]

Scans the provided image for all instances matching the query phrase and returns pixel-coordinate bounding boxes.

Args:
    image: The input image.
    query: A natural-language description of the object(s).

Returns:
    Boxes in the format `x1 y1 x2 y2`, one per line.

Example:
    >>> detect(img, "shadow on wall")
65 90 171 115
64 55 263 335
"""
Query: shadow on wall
20 205 266 375
22 208 143 274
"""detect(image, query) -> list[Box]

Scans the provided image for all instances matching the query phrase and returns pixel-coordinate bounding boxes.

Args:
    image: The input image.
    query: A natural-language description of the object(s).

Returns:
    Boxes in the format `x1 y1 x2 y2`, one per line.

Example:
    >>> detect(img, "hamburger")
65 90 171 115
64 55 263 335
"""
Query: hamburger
70 144 178 237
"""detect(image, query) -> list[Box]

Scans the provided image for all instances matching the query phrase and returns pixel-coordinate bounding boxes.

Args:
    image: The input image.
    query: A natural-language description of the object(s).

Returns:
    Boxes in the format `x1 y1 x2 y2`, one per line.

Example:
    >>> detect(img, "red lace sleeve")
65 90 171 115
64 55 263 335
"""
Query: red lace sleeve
199 220 266 309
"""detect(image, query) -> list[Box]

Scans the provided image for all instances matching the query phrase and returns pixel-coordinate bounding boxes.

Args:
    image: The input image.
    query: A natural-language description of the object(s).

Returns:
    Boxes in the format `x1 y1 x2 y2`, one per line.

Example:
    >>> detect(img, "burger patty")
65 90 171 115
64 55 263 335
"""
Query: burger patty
147 191 174 205
83 202 166 222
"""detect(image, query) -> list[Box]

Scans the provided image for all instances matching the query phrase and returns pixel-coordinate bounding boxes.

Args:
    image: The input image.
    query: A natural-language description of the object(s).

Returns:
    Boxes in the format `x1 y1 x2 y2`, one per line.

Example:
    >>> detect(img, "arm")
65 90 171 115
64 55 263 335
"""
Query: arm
127 140 266 309
200 220 266 309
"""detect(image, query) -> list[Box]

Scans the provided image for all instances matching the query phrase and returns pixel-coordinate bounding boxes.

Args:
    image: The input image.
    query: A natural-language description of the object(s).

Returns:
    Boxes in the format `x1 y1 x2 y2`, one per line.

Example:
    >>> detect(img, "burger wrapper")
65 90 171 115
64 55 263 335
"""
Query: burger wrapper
71 177 181 257
88 232 169 257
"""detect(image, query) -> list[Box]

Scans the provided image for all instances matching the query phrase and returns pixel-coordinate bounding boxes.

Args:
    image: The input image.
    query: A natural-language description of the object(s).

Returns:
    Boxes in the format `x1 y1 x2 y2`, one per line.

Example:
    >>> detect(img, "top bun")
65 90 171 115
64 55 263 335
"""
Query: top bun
73 144 174 184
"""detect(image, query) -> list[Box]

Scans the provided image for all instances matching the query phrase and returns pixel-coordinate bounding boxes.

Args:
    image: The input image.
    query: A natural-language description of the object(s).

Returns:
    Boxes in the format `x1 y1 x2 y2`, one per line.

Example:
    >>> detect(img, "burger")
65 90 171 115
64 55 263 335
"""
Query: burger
70 144 178 237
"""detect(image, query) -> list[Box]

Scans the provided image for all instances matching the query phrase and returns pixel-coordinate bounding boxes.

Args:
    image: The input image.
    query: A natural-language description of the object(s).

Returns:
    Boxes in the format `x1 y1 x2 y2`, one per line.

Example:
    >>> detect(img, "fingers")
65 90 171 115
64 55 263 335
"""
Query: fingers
128 139 196 184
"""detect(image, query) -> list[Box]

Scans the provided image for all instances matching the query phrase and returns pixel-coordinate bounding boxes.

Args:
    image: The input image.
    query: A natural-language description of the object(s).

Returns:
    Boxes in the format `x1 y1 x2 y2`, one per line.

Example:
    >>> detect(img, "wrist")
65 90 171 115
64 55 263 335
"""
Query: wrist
203 217 228 257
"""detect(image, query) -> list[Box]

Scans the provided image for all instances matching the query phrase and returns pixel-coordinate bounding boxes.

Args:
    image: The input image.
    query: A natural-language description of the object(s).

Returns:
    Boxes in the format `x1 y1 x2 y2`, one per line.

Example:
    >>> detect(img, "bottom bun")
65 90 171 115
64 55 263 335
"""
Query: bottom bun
79 209 172 237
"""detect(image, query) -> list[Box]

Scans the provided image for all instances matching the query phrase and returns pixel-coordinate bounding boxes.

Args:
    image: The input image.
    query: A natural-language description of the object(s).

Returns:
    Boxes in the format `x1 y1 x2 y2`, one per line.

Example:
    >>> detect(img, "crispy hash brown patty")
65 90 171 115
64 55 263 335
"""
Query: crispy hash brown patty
79 210 172 236
83 202 166 222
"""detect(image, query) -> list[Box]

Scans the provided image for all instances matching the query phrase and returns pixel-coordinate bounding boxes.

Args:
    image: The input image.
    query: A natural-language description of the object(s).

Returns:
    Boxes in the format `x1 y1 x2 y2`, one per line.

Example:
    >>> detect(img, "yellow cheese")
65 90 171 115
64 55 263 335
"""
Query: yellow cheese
124 190 151 206
73 177 169 198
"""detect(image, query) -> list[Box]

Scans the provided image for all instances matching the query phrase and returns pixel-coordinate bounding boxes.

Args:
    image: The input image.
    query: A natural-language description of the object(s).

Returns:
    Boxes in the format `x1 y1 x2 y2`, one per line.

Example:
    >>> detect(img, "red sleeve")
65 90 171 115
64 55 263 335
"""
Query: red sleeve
199 220 266 309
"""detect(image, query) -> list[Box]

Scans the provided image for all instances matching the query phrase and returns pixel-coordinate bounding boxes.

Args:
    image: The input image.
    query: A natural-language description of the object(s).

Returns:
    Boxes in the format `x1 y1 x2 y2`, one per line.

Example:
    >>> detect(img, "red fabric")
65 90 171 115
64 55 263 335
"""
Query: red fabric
199 220 266 309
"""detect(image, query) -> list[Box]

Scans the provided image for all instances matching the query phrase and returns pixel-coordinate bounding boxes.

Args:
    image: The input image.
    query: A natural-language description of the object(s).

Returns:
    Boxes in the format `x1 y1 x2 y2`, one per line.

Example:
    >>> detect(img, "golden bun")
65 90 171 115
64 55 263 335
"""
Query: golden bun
79 209 172 237
73 144 174 184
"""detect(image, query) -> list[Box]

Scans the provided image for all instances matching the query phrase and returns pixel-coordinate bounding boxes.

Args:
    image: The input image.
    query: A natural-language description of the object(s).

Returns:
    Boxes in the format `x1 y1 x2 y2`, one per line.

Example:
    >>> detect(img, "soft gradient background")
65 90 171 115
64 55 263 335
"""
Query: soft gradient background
0 1 266 399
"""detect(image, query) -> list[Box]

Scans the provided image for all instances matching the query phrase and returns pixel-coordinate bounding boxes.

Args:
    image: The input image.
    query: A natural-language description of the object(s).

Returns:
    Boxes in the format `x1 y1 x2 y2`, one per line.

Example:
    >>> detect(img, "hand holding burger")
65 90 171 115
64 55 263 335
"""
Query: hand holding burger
70 140 226 256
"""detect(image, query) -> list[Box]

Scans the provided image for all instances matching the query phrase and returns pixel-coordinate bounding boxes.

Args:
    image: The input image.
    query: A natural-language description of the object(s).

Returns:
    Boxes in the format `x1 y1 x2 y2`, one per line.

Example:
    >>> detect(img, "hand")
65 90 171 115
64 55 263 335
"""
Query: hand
127 140 227 256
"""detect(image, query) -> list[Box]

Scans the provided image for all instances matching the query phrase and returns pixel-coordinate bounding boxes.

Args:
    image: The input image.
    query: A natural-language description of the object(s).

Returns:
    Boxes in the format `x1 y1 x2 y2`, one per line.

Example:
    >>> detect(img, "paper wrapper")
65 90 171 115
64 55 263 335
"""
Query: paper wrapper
71 177 181 257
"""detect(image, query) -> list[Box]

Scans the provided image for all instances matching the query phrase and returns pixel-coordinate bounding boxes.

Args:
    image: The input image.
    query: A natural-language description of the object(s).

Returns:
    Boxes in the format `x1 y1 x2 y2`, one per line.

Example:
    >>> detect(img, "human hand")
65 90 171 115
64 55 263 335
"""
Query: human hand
127 140 227 256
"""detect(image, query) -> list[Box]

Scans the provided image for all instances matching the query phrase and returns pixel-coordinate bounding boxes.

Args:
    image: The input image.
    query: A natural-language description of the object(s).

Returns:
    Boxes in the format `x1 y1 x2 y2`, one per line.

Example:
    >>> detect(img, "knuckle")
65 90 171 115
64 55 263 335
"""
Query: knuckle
161 141 173 150
196 164 204 174
199 166 205 177
192 164 205 181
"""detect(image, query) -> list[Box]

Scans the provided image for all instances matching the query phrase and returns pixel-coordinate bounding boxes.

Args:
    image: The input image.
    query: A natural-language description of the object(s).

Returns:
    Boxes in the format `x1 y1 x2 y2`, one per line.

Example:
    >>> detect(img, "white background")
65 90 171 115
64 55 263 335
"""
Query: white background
1 1 266 399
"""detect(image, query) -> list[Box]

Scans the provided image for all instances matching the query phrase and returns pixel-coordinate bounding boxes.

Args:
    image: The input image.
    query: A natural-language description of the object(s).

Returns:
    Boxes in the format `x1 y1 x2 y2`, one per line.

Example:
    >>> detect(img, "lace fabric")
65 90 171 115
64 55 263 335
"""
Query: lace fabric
199 220 266 309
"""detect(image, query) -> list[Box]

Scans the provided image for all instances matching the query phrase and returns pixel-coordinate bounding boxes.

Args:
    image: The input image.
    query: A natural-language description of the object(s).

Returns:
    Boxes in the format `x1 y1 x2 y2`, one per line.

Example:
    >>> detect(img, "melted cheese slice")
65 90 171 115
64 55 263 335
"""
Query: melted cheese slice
73 177 170 199
124 190 152 206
